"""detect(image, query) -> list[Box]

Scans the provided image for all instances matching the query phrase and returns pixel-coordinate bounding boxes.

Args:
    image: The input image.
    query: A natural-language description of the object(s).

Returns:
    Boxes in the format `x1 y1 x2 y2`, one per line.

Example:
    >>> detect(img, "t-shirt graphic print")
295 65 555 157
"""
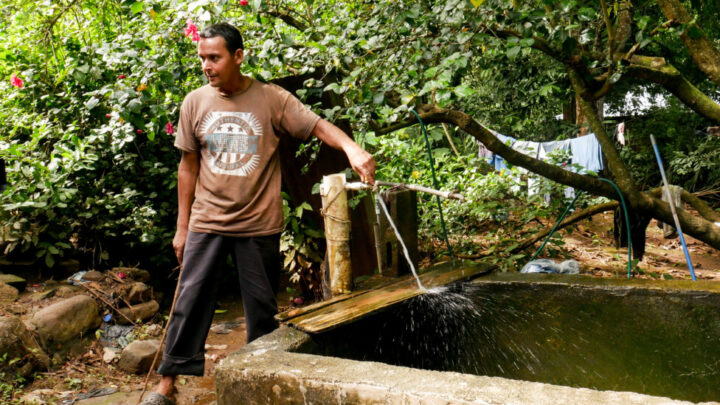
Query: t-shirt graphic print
200 111 263 176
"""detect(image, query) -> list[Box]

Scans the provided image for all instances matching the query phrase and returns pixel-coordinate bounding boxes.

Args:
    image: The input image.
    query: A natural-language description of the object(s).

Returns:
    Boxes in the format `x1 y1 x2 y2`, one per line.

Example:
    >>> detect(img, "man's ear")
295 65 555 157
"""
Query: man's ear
234 49 244 65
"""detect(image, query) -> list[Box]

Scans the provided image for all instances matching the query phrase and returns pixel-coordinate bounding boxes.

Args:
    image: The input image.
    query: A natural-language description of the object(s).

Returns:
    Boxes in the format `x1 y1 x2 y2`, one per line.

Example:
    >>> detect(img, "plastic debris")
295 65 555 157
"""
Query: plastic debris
100 324 135 348
520 259 580 274
67 271 88 286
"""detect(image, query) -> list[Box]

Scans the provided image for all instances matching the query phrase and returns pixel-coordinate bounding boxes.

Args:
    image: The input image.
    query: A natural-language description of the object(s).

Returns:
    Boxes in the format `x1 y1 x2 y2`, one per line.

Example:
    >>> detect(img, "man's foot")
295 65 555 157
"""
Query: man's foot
140 375 176 405
156 375 176 398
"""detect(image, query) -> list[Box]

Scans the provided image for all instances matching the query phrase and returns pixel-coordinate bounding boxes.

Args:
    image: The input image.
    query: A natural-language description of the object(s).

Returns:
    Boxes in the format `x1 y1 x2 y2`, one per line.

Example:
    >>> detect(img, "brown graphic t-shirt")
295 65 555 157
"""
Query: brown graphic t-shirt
174 80 321 236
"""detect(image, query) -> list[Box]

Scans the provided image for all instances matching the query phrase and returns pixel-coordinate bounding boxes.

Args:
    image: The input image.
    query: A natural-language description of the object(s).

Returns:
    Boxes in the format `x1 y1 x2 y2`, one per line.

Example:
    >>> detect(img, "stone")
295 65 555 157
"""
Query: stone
0 273 26 292
117 300 159 325
103 347 118 363
30 288 57 302
127 282 151 304
0 281 19 304
19 389 55 405
82 270 104 282
54 285 79 298
144 324 162 337
26 294 101 349
117 339 160 374
0 316 50 380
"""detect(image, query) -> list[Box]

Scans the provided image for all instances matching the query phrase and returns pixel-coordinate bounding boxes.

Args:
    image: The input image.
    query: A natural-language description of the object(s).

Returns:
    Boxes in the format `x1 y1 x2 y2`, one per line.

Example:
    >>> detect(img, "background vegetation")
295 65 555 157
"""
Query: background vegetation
1 0 718 279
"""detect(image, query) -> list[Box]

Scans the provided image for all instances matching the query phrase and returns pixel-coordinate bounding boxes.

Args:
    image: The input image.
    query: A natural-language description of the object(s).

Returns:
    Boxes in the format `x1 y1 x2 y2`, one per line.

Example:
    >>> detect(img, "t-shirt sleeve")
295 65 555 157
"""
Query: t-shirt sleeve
174 96 200 152
276 87 321 141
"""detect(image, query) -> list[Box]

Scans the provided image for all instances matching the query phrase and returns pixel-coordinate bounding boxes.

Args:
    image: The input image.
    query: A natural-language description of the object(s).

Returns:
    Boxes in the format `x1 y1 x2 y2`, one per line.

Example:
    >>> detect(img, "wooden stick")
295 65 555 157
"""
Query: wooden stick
137 265 184 404
79 283 138 327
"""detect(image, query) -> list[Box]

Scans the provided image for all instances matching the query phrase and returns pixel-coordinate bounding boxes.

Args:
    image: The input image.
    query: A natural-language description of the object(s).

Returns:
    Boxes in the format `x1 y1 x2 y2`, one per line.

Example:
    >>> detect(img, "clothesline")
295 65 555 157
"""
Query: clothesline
477 130 604 174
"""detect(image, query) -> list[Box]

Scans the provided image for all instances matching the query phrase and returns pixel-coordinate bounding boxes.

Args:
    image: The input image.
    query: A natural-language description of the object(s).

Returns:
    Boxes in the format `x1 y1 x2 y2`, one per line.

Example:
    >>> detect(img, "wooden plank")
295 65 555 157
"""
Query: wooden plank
283 262 495 334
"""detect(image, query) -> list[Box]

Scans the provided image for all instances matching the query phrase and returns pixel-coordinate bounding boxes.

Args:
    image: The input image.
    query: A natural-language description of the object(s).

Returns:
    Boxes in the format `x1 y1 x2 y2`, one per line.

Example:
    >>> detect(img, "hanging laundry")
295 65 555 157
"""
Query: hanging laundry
616 122 626 146
570 133 604 173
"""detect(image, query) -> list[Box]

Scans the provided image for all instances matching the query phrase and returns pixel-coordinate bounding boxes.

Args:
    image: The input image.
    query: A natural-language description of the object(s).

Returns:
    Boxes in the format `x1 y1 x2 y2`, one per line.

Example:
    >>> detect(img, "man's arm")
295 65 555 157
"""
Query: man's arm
173 151 200 265
311 119 376 184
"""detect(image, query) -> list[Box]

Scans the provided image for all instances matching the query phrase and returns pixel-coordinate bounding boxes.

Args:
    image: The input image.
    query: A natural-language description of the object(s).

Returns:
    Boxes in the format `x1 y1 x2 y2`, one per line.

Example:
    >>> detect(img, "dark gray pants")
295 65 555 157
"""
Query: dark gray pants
157 231 280 376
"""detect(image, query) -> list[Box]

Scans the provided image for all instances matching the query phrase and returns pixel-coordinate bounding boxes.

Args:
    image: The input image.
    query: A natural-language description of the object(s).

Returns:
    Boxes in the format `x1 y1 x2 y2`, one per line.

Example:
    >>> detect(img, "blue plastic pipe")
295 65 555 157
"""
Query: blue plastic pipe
650 134 697 281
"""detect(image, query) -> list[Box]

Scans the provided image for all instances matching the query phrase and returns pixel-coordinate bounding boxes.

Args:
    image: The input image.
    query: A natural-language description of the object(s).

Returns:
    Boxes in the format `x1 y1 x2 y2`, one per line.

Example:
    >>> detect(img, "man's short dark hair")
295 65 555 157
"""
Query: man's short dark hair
199 23 244 53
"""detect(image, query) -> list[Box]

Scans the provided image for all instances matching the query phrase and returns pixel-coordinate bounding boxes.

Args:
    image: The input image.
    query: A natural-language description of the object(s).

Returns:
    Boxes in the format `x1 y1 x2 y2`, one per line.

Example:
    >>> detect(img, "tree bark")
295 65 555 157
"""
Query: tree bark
655 0 720 87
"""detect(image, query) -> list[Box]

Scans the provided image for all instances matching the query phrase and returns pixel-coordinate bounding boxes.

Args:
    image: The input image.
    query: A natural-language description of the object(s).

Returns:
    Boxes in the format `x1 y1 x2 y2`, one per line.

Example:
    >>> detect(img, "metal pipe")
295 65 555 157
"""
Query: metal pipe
345 181 465 201
650 134 697 281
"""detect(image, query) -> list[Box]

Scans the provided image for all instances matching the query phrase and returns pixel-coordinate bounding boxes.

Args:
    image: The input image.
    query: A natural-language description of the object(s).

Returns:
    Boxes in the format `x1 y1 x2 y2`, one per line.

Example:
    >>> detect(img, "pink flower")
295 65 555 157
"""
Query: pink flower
117 272 127 279
239 0 248 5
185 19 199 42
165 122 175 134
10 73 23 88
118 74 126 79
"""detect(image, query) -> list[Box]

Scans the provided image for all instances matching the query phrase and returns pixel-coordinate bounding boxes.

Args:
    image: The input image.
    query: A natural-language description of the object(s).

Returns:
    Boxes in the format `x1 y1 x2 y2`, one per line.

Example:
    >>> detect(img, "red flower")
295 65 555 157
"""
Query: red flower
118 74 126 79
239 0 248 5
165 122 175 135
185 18 199 42
10 73 23 88
105 114 111 118
137 129 144 134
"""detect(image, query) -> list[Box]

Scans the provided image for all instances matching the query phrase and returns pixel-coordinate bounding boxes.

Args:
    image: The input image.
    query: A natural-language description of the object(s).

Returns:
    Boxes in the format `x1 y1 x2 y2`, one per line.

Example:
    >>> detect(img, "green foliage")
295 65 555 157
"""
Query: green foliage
280 193 324 298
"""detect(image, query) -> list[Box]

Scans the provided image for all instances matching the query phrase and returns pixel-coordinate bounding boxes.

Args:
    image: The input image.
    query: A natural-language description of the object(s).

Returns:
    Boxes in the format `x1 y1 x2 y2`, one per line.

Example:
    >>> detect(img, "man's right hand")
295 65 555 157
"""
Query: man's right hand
173 228 188 265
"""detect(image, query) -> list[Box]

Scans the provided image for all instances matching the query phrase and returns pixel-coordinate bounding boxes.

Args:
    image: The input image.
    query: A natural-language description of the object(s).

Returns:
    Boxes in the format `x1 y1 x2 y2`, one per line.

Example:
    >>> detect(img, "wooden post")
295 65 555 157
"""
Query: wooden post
320 173 353 296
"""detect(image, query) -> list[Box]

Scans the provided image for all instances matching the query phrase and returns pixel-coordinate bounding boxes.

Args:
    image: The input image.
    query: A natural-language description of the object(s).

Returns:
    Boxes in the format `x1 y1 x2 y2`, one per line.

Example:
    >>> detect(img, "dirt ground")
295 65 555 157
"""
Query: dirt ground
11 211 720 404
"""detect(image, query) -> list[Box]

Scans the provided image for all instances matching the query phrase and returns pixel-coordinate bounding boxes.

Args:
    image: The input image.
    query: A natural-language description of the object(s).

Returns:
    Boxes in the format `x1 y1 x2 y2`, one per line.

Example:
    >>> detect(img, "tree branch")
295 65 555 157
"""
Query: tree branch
625 55 720 124
655 0 720 87
458 201 619 259
375 105 618 198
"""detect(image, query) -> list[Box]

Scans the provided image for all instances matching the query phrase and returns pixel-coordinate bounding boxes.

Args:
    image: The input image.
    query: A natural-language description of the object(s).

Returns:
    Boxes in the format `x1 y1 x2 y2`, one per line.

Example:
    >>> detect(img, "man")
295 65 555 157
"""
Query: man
143 23 375 404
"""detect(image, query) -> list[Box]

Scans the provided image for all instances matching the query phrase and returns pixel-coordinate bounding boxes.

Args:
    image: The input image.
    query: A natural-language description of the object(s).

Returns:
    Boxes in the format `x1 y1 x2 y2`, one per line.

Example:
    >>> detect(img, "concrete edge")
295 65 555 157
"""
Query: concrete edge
216 325 715 405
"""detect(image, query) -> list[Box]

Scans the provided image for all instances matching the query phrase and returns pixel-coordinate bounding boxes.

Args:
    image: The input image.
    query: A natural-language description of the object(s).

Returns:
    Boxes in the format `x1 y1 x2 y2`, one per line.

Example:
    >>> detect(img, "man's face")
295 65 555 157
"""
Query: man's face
197 36 244 89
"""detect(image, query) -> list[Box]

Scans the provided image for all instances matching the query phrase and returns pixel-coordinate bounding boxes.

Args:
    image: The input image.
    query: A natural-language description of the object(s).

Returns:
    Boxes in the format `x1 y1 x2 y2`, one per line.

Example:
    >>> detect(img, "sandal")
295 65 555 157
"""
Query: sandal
139 392 176 405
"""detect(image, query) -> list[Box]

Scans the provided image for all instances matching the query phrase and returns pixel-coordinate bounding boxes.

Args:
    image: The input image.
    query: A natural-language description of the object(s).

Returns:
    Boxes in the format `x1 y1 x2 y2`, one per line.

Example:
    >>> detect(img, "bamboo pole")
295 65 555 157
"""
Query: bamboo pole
320 173 353 295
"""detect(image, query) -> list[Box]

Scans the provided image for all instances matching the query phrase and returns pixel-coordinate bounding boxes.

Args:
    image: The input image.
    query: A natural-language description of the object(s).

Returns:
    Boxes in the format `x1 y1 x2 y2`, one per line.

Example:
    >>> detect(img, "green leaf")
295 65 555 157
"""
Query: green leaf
130 2 144 14
506 46 521 59
214 309 228 314
45 253 54 268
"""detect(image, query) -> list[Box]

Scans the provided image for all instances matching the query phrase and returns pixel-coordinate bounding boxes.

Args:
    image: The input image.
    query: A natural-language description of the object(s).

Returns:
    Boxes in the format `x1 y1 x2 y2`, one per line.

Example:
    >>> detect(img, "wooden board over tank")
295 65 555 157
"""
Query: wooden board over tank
277 261 496 334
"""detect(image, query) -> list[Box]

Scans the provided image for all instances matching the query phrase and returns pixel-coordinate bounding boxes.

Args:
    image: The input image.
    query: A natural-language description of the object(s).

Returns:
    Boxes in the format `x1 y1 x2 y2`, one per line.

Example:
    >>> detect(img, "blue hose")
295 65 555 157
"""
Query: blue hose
650 135 697 281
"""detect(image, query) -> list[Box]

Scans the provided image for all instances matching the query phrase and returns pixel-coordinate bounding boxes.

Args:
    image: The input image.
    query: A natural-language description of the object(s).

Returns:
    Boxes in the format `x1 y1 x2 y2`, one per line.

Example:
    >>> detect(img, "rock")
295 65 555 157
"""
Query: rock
127 282 151 304
26 295 101 349
0 316 50 380
19 388 55 404
103 347 118 363
113 267 150 283
30 288 57 302
117 300 159 325
0 282 19 304
54 285 79 298
117 339 160 374
7 303 27 315
57 259 80 272
144 324 162 337
0 274 26 292
82 270 104 282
